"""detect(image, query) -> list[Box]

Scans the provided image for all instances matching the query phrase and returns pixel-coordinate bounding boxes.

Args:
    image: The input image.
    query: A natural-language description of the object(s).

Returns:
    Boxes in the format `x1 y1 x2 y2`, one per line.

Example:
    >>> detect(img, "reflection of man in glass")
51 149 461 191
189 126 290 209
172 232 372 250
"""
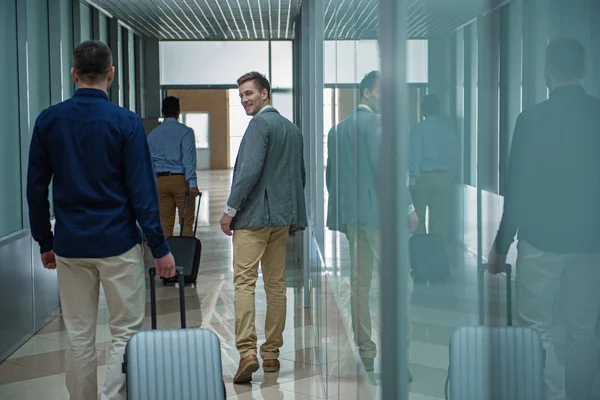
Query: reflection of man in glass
489 38 600 400
409 94 459 242
326 71 418 374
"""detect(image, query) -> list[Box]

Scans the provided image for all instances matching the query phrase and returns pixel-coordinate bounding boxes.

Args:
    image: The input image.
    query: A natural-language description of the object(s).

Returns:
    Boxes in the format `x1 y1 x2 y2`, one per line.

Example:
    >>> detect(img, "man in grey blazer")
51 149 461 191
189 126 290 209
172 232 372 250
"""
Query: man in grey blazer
326 70 418 375
220 71 307 383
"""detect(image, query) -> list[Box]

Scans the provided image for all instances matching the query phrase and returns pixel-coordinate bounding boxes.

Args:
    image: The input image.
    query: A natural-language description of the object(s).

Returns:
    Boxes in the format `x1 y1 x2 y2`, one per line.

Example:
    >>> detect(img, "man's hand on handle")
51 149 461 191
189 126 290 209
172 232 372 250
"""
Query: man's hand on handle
487 250 507 275
155 252 176 278
189 187 200 197
409 211 419 234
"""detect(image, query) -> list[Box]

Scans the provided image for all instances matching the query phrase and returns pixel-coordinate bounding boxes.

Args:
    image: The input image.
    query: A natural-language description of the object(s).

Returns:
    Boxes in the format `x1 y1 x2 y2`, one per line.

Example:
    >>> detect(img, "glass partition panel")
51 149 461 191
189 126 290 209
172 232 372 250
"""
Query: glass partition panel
0 0 23 237
80 2 92 41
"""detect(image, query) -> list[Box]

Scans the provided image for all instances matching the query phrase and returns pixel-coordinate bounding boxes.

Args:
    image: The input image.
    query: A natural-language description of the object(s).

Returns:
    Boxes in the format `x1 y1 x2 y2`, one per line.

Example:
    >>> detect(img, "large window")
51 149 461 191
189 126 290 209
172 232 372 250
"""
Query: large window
228 89 251 167
270 41 293 89
324 40 428 84
181 112 210 149
160 42 270 86
0 0 23 237
271 90 294 121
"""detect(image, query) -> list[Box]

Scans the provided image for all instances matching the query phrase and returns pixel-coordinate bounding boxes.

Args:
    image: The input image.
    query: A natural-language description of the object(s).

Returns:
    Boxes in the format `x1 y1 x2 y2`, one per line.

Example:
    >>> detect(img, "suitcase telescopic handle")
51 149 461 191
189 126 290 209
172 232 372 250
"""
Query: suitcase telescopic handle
149 267 186 330
179 191 190 236
179 191 202 237
478 263 513 326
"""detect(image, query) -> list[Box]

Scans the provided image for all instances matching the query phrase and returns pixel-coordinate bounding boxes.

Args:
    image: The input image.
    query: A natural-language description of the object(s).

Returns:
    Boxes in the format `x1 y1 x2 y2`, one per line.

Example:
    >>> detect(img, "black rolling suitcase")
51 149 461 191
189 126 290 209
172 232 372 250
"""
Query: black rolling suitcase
123 267 226 400
445 264 545 400
163 192 202 286
409 233 449 283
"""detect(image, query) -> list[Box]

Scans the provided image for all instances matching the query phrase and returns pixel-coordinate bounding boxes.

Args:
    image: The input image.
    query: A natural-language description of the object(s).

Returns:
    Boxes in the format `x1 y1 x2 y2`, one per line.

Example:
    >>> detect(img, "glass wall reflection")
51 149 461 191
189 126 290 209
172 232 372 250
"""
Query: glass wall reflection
311 0 600 399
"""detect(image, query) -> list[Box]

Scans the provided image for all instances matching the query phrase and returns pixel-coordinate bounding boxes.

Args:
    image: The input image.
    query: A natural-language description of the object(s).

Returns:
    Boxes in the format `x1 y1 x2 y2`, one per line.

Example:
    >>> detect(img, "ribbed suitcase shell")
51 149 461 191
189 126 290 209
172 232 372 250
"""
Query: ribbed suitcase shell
447 326 545 400
125 328 225 400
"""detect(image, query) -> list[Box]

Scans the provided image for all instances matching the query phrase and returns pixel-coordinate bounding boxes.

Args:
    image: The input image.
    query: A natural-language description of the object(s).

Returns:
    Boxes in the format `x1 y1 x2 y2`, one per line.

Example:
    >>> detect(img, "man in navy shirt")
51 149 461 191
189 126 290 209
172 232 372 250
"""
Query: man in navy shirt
489 38 600 400
27 40 176 400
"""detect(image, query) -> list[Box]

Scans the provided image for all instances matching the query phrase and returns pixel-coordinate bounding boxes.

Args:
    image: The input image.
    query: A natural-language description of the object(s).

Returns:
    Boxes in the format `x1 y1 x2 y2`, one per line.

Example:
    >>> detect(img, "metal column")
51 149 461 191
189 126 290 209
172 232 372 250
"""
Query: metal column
379 0 411 398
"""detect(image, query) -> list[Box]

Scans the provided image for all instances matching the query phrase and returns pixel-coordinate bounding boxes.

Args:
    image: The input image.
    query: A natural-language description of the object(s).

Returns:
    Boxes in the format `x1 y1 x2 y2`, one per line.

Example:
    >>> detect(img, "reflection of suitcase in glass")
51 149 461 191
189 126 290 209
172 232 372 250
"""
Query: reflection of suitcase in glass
123 267 226 400
409 233 449 283
162 192 202 286
445 264 545 400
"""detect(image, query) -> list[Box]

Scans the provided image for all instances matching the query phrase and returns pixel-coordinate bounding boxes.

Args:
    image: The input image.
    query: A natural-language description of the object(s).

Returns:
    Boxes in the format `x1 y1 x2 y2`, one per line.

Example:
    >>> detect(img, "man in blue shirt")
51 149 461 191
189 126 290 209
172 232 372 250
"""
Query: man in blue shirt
27 40 175 400
409 94 459 239
147 97 199 237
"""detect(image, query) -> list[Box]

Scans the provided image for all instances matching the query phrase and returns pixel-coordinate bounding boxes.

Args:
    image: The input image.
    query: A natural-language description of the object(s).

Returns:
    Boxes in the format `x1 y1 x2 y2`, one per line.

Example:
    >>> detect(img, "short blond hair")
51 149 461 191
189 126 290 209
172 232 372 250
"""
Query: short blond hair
237 71 271 100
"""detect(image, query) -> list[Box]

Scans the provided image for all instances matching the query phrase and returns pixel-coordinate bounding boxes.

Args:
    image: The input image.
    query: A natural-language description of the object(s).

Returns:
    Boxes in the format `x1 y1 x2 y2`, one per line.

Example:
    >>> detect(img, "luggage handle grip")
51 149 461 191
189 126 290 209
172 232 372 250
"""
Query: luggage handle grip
149 267 186 330
479 263 512 326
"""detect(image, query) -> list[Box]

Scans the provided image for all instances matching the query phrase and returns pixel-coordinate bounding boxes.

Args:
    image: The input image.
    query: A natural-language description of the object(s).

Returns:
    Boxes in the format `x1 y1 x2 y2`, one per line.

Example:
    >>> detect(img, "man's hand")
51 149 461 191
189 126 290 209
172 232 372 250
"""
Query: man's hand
488 250 507 275
220 213 233 236
155 252 176 278
189 187 200 197
41 250 57 270
409 211 419 234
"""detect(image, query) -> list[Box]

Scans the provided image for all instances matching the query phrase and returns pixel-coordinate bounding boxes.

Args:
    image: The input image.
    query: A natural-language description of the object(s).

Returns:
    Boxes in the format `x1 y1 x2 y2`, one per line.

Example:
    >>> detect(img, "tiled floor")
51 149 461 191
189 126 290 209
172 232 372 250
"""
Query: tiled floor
0 170 325 400
0 170 530 399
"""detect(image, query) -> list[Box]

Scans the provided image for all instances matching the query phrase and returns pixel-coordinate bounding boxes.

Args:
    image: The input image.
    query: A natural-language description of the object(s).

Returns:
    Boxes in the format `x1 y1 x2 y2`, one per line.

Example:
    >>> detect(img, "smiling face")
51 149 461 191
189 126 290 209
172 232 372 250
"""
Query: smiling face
238 79 270 116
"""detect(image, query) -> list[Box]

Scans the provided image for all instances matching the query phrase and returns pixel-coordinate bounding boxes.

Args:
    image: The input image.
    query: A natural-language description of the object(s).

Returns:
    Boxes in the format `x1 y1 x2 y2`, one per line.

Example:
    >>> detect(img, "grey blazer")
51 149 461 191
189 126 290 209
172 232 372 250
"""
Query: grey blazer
228 107 307 231
326 107 413 233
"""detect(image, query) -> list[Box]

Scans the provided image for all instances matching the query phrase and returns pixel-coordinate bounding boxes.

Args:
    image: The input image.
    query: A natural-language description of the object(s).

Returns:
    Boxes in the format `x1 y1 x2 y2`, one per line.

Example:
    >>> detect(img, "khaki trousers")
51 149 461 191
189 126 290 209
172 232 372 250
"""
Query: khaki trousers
56 244 146 400
411 171 453 238
346 225 414 360
233 226 290 360
157 175 195 237
516 241 600 400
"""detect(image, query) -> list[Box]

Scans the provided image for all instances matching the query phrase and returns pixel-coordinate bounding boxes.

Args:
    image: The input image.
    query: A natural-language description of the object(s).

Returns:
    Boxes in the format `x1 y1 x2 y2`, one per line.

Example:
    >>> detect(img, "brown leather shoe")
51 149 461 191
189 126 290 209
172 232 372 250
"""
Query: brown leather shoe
233 355 259 384
263 358 280 373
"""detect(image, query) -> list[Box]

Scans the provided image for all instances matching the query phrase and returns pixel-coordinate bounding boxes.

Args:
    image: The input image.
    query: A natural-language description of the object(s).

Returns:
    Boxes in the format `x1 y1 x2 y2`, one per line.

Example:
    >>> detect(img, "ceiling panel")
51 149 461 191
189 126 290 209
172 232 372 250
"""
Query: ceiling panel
86 0 497 40
90 0 301 40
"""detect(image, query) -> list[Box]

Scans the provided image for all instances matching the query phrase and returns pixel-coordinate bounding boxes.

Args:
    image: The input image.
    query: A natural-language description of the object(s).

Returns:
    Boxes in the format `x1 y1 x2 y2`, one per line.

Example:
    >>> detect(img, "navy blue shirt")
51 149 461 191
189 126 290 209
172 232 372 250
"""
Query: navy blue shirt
494 85 600 255
27 88 170 259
